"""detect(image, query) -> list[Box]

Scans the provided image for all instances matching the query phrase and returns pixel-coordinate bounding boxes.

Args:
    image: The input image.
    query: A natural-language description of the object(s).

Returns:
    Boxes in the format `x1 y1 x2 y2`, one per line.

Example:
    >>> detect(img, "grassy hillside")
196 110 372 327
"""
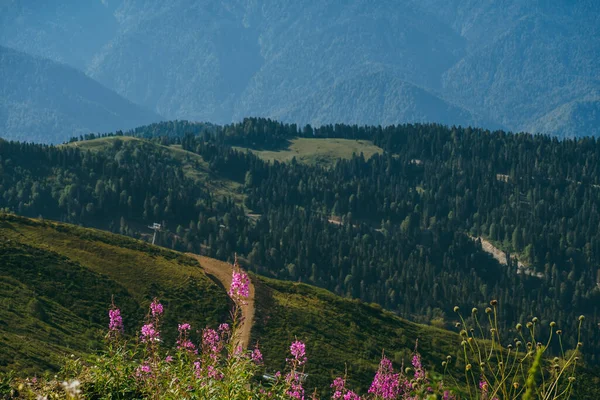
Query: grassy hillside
234 137 383 166
0 213 230 375
251 274 461 394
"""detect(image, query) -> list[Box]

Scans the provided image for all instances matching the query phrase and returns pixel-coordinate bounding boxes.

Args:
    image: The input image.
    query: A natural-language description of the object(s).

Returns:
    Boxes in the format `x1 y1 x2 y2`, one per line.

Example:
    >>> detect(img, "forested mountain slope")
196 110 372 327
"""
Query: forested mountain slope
0 46 161 143
2 1 598 137
2 119 600 365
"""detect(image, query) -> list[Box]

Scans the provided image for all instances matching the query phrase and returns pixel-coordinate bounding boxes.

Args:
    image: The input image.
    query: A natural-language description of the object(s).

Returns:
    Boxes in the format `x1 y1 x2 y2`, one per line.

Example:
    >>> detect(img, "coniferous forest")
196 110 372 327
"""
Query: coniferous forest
2 119 600 363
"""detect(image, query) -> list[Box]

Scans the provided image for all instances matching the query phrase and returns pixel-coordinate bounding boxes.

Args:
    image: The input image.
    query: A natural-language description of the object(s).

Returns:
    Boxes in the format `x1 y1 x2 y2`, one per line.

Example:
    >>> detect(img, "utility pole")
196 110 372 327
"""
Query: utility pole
148 222 161 245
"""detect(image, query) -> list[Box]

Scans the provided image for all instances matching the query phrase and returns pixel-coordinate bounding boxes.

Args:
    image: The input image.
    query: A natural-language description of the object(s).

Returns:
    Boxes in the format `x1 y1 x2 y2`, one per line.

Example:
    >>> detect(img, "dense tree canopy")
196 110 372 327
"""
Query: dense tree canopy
3 119 600 363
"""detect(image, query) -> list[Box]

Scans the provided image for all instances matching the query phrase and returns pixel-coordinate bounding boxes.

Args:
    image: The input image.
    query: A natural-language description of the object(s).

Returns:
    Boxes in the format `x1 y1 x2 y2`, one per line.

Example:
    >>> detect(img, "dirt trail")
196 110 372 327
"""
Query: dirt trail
187 253 255 349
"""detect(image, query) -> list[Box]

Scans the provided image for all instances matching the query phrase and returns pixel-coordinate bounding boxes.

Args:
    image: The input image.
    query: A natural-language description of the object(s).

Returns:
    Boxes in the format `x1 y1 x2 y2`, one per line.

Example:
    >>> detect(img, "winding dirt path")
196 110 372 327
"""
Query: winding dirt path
187 253 255 349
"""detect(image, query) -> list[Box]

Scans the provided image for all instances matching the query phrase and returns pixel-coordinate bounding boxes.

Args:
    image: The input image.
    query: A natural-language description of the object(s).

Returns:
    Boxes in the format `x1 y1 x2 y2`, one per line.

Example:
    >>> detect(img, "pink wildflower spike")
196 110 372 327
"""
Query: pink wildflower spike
412 353 425 380
177 338 196 353
286 371 305 399
290 340 307 365
108 308 123 332
480 379 490 399
150 298 163 317
178 323 191 332
368 356 401 399
140 323 159 342
165 355 174 363
251 347 263 364
331 377 361 400
229 255 250 303
218 323 230 332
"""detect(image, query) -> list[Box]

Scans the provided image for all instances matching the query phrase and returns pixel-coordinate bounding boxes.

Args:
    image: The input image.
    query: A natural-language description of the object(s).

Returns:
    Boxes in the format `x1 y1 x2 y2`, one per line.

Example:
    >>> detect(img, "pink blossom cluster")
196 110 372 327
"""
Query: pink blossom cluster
284 340 307 399
135 364 152 379
442 391 457 400
479 379 498 400
368 357 401 399
251 347 263 364
289 340 307 365
229 268 250 304
108 308 123 332
286 371 305 400
176 323 196 353
178 323 191 331
203 328 221 352
411 353 425 381
140 323 159 343
331 377 361 400
150 298 163 317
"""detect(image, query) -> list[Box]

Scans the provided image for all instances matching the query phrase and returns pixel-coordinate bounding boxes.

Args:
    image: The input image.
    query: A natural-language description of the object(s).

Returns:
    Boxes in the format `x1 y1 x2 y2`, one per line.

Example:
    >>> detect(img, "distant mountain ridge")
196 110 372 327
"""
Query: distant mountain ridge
0 46 162 143
1 0 599 139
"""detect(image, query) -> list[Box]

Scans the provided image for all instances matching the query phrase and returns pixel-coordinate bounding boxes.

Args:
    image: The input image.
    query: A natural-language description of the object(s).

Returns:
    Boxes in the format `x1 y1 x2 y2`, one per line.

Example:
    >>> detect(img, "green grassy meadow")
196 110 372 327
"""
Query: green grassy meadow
234 138 383 166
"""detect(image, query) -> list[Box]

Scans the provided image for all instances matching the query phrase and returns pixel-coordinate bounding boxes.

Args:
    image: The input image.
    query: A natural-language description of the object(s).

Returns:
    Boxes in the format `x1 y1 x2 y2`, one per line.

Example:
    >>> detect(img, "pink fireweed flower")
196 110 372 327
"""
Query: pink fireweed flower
286 371 305 400
135 364 152 379
207 365 224 380
150 298 163 317
202 328 221 360
108 308 123 332
229 269 250 303
203 328 220 348
177 322 196 353
251 347 263 364
177 338 197 353
443 390 457 400
140 323 159 342
218 323 230 332
331 377 361 400
234 345 244 357
412 353 425 380
165 355 174 363
178 323 191 331
368 357 401 399
289 340 307 365
479 379 490 399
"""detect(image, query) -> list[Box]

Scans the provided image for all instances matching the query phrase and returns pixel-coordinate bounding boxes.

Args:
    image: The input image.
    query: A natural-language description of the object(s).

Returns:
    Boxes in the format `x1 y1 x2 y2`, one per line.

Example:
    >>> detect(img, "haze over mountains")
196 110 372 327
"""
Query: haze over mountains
1 0 599 142
0 46 161 143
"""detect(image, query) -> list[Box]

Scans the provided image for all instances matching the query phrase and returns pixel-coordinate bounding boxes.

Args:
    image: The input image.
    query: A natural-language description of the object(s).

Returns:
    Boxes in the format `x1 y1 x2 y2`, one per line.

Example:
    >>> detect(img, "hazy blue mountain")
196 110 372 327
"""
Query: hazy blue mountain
526 98 600 138
0 0 120 70
0 46 161 143
439 1 600 134
265 69 487 128
1 0 599 137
